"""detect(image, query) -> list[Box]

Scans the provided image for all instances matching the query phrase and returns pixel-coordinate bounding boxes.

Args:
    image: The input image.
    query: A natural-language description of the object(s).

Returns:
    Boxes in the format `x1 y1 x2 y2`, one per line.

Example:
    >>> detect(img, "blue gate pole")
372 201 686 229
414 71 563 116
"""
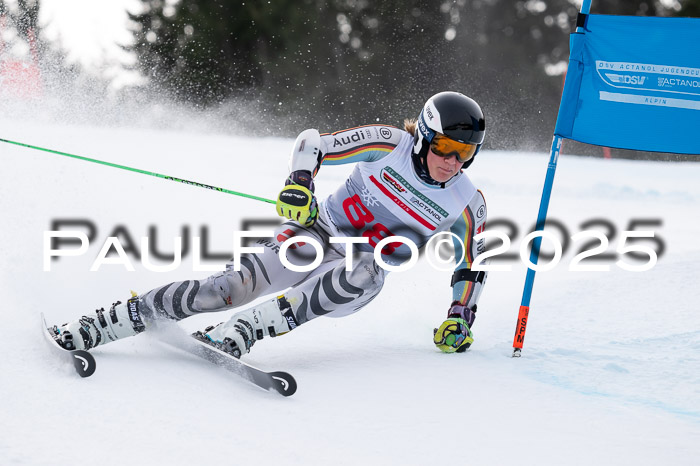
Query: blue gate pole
579 0 593 21
512 136 563 357
511 0 593 358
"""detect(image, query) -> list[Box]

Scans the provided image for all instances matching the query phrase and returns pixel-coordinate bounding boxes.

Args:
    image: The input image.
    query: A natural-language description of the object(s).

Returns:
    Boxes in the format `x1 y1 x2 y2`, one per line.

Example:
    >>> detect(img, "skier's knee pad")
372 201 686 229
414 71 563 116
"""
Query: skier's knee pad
194 273 235 309
345 253 385 294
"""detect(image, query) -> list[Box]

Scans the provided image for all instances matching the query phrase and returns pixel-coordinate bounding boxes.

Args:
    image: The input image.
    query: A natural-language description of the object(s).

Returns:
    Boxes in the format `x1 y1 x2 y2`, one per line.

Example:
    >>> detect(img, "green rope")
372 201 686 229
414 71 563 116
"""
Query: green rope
0 137 276 204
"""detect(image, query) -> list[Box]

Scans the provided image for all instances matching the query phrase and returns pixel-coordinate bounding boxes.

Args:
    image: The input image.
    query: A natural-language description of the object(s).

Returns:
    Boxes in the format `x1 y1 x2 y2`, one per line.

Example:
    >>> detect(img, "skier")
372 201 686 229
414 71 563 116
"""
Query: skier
52 91 488 357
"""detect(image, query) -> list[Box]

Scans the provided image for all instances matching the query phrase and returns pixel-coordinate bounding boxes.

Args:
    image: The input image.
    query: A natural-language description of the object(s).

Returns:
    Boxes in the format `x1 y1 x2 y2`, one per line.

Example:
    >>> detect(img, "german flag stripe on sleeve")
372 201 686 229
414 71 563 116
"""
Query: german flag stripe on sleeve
321 143 395 163
459 280 474 305
460 206 476 268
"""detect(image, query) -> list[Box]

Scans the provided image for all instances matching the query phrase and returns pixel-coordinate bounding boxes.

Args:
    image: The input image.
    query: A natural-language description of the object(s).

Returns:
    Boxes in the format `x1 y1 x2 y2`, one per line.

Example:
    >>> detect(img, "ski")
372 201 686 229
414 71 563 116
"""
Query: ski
41 312 96 378
154 325 297 397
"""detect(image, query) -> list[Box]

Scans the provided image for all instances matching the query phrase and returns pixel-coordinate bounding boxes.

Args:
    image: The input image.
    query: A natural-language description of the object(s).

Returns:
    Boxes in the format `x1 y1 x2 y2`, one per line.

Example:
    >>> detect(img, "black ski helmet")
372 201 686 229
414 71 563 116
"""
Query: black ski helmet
412 91 485 185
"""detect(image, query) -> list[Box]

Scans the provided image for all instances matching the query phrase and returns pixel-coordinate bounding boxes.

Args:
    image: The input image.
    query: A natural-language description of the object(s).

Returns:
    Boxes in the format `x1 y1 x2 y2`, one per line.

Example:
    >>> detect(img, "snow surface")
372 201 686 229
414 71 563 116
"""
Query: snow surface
1 119 699 465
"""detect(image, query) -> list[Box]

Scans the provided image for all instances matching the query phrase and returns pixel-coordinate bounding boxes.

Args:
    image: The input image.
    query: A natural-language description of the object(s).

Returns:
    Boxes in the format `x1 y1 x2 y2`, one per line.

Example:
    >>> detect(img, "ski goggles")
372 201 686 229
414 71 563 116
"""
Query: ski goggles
430 134 478 163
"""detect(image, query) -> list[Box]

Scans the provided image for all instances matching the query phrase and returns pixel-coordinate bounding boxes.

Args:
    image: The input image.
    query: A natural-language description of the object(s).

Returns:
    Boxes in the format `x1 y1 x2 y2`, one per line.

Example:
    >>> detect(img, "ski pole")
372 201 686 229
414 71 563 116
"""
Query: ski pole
0 137 276 204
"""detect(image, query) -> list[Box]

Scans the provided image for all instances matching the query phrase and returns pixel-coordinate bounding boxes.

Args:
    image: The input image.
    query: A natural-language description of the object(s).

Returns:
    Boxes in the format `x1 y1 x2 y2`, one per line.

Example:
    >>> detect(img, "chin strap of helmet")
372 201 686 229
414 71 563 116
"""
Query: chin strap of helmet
411 151 441 187
411 128 443 186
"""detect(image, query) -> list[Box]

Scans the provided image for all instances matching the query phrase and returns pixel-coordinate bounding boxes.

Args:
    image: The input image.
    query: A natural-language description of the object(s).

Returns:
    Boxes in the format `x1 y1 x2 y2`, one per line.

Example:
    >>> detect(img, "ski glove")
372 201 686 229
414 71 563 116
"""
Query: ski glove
276 170 318 227
433 302 476 353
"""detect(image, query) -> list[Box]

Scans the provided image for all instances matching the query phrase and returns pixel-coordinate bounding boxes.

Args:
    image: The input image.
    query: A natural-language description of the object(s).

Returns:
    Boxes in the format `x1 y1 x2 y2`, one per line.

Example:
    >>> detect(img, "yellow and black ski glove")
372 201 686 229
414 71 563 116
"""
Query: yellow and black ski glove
276 170 318 227
433 302 476 353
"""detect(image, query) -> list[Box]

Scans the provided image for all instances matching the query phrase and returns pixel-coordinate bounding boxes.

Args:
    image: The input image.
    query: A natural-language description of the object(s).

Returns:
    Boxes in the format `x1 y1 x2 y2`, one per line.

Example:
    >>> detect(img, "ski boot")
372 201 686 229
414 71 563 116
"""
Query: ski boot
56 296 146 351
195 295 298 358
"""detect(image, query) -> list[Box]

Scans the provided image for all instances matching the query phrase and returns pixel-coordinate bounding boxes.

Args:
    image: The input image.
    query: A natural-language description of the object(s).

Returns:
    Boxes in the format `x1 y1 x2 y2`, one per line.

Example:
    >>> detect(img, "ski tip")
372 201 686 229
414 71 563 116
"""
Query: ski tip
269 371 297 397
41 312 97 378
71 350 97 377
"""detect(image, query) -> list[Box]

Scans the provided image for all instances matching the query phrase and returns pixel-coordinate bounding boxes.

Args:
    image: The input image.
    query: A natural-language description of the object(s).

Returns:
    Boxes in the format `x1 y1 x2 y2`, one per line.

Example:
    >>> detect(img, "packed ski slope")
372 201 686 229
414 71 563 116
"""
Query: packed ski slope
1 119 699 465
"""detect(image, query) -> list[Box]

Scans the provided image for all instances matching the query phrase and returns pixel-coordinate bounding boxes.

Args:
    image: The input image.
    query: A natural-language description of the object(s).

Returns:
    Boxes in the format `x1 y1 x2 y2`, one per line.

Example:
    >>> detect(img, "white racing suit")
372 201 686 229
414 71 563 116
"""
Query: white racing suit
136 125 487 329
139 216 385 326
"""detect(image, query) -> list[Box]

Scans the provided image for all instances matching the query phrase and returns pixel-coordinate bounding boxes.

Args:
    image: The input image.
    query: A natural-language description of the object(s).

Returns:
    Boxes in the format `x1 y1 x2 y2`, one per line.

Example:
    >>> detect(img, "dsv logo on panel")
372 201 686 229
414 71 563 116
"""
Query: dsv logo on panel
605 73 647 85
